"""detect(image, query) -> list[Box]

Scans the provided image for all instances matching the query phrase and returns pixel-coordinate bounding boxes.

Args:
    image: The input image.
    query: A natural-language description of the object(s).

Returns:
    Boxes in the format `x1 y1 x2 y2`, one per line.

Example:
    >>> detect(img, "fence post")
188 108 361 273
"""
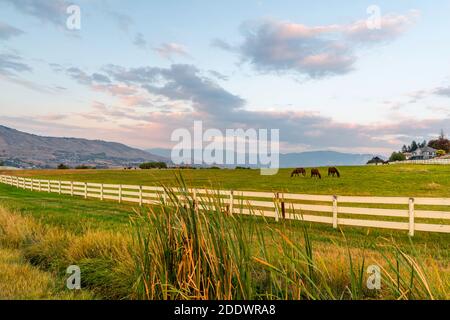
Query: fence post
38 180 41 192
58 181 61 194
332 195 338 229
409 198 415 237
84 182 88 199
70 181 74 197
229 190 234 215
138 185 142 206
118 185 122 203
101 184 104 201
30 179 34 192
274 192 280 222
47 180 50 193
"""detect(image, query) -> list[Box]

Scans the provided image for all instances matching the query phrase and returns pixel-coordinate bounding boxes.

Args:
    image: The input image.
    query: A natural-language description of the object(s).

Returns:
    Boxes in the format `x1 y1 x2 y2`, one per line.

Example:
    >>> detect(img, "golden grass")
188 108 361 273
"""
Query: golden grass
0 248 92 300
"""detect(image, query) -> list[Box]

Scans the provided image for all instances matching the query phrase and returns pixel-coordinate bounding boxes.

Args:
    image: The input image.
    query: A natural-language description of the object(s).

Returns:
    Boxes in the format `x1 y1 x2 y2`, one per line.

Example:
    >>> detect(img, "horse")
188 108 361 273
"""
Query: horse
311 168 322 179
328 167 340 178
291 168 306 177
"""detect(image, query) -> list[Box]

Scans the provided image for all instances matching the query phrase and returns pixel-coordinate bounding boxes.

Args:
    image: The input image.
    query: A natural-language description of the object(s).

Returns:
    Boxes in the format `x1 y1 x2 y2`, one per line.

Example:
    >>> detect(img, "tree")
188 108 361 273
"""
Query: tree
419 140 427 148
401 145 408 153
367 157 385 165
410 141 418 152
0 160 4 166
389 152 406 162
428 130 450 152
57 163 70 170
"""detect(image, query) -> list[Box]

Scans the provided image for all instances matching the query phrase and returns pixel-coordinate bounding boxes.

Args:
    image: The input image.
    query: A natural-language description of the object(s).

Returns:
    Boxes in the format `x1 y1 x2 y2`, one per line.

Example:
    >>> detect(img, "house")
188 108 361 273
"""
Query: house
411 146 437 160
402 152 413 160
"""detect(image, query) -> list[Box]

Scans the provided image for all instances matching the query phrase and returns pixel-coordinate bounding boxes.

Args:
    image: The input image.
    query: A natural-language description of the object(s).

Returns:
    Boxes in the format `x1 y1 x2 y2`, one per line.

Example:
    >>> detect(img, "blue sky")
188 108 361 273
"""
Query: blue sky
0 0 449 155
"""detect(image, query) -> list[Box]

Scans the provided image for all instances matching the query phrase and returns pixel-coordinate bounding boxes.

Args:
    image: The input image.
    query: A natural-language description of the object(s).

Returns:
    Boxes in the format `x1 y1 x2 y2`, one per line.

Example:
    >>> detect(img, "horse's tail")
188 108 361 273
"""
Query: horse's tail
336 169 340 178
318 172 322 179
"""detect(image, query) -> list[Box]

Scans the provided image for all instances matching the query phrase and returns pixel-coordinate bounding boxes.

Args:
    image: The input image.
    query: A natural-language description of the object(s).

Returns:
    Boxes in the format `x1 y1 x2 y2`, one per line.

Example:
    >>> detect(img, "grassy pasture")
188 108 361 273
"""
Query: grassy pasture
3 164 450 197
0 165 449 299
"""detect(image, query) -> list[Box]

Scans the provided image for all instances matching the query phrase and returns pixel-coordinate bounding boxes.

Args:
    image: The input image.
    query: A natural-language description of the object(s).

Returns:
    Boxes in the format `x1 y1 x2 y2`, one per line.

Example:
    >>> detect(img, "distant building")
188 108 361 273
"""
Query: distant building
411 146 437 160
402 152 413 160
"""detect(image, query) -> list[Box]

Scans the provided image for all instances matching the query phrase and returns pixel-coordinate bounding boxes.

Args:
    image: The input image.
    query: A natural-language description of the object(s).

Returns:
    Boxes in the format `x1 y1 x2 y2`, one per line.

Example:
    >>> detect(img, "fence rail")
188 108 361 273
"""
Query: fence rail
1 174 450 235
391 159 450 165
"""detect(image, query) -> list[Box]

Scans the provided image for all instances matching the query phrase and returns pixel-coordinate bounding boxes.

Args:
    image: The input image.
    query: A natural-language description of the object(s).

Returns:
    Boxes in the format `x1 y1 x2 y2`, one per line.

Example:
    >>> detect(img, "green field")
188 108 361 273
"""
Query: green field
0 165 449 300
3 164 450 197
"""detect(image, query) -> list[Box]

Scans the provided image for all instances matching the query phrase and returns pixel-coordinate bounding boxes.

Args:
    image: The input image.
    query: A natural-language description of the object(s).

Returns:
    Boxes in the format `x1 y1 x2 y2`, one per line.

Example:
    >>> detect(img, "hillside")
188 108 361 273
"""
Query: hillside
0 125 166 168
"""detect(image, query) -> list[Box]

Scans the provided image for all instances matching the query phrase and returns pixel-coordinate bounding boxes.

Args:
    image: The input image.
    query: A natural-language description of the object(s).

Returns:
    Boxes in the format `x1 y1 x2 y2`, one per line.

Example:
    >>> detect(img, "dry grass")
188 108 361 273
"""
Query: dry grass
0 248 92 300
425 182 441 190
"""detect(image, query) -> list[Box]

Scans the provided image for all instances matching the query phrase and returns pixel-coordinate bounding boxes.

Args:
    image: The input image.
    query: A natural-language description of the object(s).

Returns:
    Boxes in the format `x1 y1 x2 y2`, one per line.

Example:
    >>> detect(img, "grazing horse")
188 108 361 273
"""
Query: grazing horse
328 167 340 178
311 168 322 179
291 168 306 177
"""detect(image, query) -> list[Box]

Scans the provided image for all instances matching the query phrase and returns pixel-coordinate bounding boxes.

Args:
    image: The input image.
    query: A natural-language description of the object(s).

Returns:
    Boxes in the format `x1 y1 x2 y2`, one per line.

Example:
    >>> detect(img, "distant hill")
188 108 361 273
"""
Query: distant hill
0 125 166 168
146 148 380 168
279 151 380 167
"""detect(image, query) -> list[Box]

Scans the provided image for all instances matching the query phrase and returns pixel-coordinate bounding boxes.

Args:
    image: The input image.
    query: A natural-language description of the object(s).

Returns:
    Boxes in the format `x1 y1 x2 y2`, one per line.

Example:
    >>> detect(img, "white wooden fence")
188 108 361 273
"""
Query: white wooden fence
1 174 450 236
391 159 450 165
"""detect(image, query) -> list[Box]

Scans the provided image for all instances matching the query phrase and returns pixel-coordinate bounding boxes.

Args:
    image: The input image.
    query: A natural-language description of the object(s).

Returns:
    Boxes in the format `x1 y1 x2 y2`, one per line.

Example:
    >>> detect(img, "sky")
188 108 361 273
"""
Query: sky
0 0 449 155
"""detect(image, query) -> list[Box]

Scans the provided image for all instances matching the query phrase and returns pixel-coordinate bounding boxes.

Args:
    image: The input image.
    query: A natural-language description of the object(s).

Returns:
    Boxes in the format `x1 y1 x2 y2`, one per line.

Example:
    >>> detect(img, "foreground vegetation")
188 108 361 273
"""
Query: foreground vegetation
0 180 448 300
3 164 450 197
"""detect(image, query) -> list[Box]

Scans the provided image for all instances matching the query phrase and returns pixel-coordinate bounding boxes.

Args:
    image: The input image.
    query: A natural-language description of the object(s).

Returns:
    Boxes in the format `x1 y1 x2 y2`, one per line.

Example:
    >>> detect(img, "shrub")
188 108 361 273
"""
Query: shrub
75 165 95 170
139 162 167 169
57 164 70 170
436 150 446 157
389 152 406 162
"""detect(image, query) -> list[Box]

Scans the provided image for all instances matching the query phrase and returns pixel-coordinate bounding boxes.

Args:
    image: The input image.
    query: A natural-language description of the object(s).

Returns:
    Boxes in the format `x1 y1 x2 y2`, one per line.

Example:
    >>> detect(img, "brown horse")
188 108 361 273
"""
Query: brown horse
311 168 322 179
328 167 340 178
291 168 306 177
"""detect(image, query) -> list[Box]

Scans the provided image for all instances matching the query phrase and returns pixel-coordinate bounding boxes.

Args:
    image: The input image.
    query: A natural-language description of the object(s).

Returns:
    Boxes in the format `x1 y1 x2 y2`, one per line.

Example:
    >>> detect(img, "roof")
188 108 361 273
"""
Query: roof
419 146 437 152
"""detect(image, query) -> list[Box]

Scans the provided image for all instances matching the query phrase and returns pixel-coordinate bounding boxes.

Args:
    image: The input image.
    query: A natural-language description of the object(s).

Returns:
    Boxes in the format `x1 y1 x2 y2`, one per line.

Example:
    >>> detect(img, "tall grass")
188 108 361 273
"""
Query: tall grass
130 177 448 300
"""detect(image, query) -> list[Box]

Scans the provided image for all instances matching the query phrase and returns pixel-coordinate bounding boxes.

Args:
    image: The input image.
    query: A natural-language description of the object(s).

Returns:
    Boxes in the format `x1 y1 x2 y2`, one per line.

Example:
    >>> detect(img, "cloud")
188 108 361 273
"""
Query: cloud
154 43 190 60
133 32 147 49
0 53 32 75
208 70 229 81
0 22 24 40
105 64 245 116
219 11 419 78
2 0 69 26
60 62 448 153
435 86 450 97
66 67 111 86
107 10 133 33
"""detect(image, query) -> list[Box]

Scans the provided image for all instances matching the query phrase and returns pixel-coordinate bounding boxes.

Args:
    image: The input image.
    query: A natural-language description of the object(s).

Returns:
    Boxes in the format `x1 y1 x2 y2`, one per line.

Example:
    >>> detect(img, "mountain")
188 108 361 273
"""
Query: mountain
279 151 379 167
146 148 380 168
0 125 166 168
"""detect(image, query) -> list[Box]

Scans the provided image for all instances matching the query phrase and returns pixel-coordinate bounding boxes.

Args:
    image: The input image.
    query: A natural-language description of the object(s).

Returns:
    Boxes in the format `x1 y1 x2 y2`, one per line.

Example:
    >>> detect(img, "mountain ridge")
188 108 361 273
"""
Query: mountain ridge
0 125 166 168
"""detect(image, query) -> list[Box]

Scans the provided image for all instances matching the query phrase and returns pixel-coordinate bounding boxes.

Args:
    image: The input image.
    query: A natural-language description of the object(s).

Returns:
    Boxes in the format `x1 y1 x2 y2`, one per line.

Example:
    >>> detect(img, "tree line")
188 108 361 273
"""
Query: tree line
391 130 449 162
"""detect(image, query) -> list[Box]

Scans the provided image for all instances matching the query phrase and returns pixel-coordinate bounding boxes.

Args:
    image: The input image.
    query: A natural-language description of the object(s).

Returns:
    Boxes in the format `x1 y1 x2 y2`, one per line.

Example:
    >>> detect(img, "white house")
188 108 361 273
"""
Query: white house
411 146 437 160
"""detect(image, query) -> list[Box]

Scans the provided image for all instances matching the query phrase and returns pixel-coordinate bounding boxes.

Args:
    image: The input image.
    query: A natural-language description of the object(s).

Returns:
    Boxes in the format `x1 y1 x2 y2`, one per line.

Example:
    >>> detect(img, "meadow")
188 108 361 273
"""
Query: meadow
3 164 450 197
0 165 449 300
